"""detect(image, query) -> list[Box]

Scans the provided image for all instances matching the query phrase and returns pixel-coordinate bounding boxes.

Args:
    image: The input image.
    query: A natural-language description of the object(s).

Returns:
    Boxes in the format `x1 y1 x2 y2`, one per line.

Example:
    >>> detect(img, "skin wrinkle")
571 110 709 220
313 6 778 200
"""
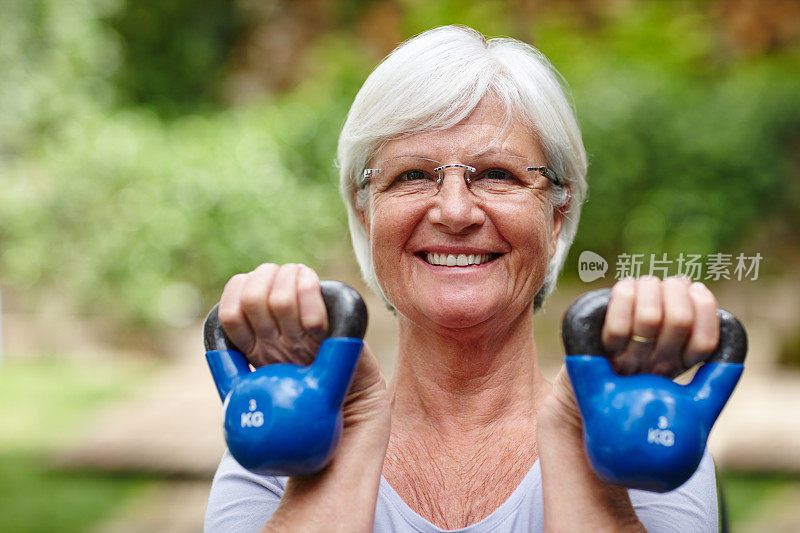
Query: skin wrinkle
385 418 539 529
389 313 544 430
364 98 560 529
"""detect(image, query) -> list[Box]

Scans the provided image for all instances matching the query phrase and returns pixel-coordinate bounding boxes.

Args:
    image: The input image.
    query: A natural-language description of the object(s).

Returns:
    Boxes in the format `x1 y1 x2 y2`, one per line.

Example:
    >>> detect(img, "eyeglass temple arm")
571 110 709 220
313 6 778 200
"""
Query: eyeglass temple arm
526 166 564 187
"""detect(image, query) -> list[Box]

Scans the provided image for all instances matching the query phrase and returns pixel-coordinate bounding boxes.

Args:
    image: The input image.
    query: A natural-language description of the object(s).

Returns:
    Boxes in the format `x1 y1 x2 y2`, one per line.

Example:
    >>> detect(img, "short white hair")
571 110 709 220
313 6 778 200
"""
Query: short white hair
337 25 588 310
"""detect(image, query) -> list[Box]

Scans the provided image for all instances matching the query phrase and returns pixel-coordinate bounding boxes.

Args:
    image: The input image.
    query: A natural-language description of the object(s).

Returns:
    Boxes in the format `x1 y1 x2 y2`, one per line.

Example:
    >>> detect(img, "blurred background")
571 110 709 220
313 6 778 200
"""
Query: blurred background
1 0 799 531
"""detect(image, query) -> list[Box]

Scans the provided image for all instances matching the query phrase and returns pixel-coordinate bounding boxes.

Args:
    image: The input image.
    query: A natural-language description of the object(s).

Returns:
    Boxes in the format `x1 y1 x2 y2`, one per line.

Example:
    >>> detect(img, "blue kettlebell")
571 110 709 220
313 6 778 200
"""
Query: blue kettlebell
204 280 368 476
562 289 747 493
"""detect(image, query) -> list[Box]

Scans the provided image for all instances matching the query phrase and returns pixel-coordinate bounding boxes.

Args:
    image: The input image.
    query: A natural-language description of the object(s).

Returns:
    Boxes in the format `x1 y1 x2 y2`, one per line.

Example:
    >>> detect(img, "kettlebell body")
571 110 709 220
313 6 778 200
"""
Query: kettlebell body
562 289 747 493
204 281 368 476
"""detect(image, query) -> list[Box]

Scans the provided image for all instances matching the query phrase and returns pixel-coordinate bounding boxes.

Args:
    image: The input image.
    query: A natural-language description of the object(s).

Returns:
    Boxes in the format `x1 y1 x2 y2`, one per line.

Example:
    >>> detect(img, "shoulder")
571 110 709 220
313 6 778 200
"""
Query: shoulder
629 449 719 532
204 450 287 533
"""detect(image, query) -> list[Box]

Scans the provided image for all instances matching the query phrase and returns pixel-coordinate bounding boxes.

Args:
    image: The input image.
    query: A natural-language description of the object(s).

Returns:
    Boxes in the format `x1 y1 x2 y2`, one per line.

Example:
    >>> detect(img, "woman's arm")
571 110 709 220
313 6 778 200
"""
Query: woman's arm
538 369 646 532
212 263 391 533
265 398 389 533
538 276 720 532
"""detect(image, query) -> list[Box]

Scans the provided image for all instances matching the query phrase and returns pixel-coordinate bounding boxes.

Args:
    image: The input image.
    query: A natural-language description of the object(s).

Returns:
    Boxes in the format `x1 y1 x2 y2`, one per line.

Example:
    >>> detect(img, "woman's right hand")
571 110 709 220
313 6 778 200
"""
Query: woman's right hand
219 264 388 530
218 263 390 430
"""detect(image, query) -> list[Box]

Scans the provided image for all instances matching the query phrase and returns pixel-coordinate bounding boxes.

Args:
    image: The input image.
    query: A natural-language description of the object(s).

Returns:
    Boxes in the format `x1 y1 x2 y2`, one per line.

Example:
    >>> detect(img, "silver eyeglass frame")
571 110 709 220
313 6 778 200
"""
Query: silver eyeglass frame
362 164 564 189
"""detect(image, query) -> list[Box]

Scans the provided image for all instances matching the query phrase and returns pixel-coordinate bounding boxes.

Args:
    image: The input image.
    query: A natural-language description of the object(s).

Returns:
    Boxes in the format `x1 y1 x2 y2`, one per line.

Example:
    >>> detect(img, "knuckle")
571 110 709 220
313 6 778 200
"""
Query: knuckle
665 308 693 331
268 288 295 314
240 284 265 313
694 290 716 306
611 280 635 299
693 335 719 354
653 360 681 378
297 273 320 293
614 356 639 376
636 307 662 330
254 263 279 275
224 273 248 291
690 282 717 302
684 352 708 367
217 304 241 327
279 262 299 273
603 317 630 338
665 275 690 286
303 313 327 332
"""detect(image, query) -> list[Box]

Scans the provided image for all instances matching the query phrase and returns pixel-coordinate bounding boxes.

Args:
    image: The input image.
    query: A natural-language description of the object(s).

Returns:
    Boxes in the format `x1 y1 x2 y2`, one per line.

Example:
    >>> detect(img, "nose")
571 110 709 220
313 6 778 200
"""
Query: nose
428 167 485 234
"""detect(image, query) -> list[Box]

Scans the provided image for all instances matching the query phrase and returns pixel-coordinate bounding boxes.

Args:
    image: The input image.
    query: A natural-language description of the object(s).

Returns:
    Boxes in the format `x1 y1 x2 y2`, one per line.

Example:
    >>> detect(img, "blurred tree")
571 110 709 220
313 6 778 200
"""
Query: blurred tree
1 0 798 332
107 0 237 115
714 0 800 55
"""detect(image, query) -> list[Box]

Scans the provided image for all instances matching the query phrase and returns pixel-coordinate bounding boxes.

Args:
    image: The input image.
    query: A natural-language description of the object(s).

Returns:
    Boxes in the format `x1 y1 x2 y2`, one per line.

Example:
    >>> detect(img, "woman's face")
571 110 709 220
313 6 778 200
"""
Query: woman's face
360 98 564 331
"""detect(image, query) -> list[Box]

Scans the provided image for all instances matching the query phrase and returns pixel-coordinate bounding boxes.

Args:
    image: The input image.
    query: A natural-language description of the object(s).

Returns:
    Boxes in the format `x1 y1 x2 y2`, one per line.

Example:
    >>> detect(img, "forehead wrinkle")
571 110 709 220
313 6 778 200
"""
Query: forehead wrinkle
375 116 539 165
376 154 441 166
467 146 528 159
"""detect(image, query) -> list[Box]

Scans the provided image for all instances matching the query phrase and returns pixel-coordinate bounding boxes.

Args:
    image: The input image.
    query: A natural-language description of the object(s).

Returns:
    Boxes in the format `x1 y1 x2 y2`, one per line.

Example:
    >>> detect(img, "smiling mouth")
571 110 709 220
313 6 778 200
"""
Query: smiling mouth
420 252 500 267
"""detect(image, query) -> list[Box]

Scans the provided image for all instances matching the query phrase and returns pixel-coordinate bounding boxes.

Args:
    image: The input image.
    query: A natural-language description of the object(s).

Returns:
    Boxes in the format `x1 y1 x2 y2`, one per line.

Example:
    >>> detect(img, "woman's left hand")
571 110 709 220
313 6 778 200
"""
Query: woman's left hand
545 276 720 428
600 275 720 378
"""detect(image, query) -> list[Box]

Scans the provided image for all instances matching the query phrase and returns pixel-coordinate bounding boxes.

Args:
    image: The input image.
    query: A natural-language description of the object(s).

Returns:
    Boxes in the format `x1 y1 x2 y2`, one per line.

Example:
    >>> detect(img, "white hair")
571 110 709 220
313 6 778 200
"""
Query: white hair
337 25 588 310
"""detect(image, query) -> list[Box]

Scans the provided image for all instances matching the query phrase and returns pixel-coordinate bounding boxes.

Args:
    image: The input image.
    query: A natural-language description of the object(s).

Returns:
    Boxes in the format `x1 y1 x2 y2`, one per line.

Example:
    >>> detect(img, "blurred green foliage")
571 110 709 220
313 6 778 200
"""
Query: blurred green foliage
1 0 798 329
0 355 158 530
540 4 800 270
107 0 236 115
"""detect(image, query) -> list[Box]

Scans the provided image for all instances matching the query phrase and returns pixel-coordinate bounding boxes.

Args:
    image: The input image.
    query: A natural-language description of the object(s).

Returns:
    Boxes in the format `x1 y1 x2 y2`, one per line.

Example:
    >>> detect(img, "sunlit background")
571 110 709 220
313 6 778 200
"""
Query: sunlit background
1 0 799 531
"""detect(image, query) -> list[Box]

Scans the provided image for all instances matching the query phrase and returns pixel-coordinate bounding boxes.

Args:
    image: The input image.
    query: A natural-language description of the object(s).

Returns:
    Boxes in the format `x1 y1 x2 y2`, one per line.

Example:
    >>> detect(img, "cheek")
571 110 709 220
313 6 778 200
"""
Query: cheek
502 201 552 250
367 202 421 294
503 202 554 282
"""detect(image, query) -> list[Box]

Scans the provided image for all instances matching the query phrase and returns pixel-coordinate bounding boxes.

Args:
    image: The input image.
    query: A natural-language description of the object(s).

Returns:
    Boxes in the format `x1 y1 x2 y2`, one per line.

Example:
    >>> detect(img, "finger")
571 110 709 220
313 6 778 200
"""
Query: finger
618 276 662 374
240 263 280 340
684 282 720 367
602 279 636 355
297 266 328 341
218 273 256 353
650 276 693 376
268 263 305 340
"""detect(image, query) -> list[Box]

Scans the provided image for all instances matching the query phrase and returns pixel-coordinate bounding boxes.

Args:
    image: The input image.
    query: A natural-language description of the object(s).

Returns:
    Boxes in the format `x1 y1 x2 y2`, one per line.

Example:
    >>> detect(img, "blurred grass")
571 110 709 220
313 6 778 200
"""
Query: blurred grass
0 355 161 532
1 0 800 529
721 471 800 529
0 354 798 531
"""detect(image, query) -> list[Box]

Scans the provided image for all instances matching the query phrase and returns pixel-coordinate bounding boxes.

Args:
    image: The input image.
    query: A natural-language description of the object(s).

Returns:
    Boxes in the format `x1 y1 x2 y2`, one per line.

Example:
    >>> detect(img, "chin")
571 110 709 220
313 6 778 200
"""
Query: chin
417 291 501 331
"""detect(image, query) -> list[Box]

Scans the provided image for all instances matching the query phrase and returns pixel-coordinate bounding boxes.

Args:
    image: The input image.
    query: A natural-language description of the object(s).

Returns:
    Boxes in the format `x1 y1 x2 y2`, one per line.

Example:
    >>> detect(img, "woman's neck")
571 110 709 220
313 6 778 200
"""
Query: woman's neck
382 308 550 528
387 307 550 439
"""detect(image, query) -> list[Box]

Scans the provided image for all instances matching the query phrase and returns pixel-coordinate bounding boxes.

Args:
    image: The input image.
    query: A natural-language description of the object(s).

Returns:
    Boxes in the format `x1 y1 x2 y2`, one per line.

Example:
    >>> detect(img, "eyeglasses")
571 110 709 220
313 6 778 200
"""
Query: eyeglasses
361 155 564 201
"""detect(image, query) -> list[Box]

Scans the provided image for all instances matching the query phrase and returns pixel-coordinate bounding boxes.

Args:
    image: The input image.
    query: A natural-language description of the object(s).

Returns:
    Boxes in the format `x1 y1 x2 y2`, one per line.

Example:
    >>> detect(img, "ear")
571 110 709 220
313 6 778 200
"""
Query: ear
549 203 565 260
354 194 369 234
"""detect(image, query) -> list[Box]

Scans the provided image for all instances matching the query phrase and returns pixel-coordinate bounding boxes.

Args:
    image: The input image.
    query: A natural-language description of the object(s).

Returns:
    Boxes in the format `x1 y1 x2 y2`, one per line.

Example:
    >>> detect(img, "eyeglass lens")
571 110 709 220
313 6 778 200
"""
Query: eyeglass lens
366 156 555 198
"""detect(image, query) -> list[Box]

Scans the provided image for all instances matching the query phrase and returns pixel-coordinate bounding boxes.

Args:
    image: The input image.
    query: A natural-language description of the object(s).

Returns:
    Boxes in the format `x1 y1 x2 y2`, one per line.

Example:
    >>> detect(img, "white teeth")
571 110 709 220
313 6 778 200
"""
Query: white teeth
424 252 493 266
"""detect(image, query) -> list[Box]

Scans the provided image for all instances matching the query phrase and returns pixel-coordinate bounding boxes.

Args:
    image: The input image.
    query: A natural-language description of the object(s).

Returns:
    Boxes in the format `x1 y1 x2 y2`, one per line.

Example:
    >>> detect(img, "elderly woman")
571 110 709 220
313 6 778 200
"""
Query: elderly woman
205 26 720 532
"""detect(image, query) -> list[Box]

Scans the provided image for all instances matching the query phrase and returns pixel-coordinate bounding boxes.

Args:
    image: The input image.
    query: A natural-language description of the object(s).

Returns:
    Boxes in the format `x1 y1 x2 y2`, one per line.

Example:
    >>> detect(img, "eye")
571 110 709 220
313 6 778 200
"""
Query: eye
398 169 433 182
477 169 516 181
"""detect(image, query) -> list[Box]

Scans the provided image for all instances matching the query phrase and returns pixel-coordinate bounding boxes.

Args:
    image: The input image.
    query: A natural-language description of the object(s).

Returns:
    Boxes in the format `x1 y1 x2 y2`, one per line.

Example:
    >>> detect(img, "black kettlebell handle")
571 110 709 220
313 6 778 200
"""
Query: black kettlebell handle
204 280 368 353
562 289 747 369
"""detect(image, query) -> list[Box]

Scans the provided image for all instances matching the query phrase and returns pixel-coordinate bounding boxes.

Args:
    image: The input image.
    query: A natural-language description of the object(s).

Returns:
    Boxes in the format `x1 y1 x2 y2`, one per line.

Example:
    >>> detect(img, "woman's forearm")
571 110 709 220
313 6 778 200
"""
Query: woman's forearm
538 411 645 533
538 368 645 533
262 410 390 533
